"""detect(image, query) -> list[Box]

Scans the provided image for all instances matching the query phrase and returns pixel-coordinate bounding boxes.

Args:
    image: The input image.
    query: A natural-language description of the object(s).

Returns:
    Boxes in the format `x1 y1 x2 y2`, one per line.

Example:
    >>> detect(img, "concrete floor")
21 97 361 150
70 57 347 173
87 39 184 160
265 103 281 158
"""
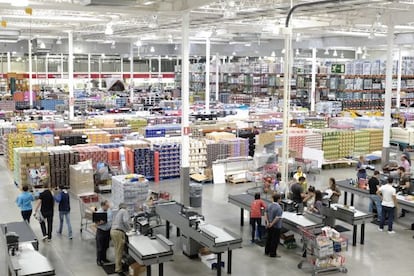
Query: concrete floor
1 157 414 276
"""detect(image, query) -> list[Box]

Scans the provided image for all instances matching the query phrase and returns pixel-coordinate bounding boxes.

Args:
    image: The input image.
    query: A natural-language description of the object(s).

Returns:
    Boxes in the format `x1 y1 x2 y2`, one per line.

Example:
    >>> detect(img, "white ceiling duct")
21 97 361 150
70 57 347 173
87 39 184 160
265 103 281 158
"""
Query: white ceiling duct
80 0 137 6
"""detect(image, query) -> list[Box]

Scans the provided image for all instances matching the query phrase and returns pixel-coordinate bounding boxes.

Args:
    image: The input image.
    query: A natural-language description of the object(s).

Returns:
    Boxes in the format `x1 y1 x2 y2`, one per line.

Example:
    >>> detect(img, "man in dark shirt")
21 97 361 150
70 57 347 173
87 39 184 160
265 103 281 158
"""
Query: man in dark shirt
35 187 55 241
265 193 283 258
368 171 382 222
398 166 412 218
291 176 306 213
55 186 72 239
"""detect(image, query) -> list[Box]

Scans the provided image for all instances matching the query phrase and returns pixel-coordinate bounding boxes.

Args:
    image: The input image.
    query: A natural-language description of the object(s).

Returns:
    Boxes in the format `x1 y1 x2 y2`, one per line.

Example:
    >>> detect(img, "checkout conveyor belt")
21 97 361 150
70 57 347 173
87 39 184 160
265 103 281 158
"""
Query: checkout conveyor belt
155 201 242 276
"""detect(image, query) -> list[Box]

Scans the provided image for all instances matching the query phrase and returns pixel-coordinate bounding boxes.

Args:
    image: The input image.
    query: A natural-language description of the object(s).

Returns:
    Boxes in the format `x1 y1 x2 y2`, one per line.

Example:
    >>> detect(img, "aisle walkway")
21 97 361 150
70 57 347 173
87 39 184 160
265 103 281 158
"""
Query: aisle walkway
1 157 413 276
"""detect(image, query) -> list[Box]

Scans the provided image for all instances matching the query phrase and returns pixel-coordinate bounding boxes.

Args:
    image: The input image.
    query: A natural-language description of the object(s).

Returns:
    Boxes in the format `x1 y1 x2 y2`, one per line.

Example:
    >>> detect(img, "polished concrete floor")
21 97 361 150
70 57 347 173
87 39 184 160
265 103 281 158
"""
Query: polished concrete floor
1 156 414 276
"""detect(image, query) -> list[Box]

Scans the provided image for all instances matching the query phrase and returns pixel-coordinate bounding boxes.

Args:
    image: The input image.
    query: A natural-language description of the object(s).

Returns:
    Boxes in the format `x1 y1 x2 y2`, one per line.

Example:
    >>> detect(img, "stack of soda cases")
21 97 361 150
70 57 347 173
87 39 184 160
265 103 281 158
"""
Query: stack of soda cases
134 148 154 179
153 143 181 179
111 175 149 216
61 134 88 146
49 147 79 189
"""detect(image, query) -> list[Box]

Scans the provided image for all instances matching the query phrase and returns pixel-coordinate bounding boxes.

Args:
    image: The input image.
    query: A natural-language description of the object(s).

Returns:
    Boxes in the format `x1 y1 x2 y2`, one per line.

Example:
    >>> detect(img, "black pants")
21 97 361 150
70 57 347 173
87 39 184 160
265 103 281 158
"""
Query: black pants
21 210 32 223
265 227 281 257
96 228 111 262
250 217 262 241
40 212 53 239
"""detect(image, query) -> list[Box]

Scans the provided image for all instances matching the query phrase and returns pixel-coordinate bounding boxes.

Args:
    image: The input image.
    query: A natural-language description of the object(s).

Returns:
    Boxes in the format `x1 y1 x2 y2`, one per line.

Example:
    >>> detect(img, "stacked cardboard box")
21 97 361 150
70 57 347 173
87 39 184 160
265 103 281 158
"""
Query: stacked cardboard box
189 139 207 174
84 130 111 144
72 145 108 169
367 129 383 152
127 118 147 132
304 132 323 150
0 123 16 154
134 148 154 179
338 130 355 158
354 130 371 156
16 122 38 133
319 130 340 160
221 138 249 158
70 161 94 195
111 174 149 216
6 133 35 169
205 132 236 142
49 146 79 189
13 147 50 188
206 140 230 167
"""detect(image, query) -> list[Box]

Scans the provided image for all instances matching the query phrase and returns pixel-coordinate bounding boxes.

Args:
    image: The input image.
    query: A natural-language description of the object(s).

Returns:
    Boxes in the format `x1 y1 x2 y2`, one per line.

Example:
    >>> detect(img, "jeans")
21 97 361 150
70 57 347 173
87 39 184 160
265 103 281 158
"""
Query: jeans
265 227 281 257
40 212 53 239
58 211 72 237
380 205 395 231
250 217 262 241
369 195 382 221
111 229 126 272
21 210 32 223
96 228 111 262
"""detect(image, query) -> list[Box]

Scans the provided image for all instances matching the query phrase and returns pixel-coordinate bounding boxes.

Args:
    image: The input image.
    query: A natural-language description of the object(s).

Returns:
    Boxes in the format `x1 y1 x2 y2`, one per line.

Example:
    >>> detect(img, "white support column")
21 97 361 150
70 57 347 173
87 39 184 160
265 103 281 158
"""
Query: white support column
68 31 75 120
281 27 292 188
130 43 134 103
87 53 91 94
158 55 162 86
98 57 102 90
120 55 124 75
45 54 49 86
215 53 219 102
28 39 33 108
396 48 402 110
60 53 64 84
181 12 190 206
7 52 11 72
149 58 152 73
382 23 394 165
205 37 210 112
310 48 317 113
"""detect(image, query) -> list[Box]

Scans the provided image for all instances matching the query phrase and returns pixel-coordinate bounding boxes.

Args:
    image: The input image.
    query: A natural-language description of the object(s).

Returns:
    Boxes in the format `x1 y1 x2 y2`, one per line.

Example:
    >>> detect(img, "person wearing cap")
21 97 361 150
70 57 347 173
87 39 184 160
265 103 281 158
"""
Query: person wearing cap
110 203 131 274
249 192 266 243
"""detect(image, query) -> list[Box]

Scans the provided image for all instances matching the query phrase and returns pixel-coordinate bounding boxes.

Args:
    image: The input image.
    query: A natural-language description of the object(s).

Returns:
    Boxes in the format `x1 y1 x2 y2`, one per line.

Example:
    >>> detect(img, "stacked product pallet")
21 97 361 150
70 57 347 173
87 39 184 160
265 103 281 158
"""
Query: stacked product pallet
13 147 50 188
16 122 38 133
68 121 86 130
0 123 17 154
147 116 181 125
304 132 323 150
262 119 283 131
238 130 256 157
60 133 88 146
319 130 340 160
205 132 236 142
354 130 371 156
367 129 383 152
153 142 181 179
134 148 154 179
338 130 355 158
49 146 79 189
40 99 65 110
288 128 309 158
144 125 181 138
106 148 121 168
221 138 249 158
0 100 15 111
127 118 147 132
32 130 54 146
111 174 149 216
391 127 414 144
72 145 108 169
206 141 229 167
84 130 111 144
6 133 35 169
303 118 328 129
189 139 208 174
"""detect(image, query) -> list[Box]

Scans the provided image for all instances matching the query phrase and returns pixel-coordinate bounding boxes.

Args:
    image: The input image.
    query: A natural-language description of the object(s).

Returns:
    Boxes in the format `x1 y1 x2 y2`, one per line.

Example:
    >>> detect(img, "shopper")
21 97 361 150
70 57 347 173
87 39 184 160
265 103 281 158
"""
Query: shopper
368 171 382 222
16 185 34 223
264 193 283 258
400 155 411 173
309 190 323 214
356 155 368 179
377 177 398 234
250 193 266 242
293 166 307 190
291 176 306 213
34 187 55 241
54 186 72 239
402 145 412 166
397 166 412 218
327 178 341 204
273 172 287 197
111 203 131 274
303 186 316 208
96 200 113 266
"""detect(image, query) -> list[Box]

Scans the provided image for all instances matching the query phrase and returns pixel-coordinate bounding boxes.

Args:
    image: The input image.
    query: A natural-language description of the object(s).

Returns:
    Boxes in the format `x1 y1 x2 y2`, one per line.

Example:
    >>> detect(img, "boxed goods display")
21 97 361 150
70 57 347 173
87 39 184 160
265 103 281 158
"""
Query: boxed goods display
111 174 149 215
72 145 108 169
70 160 94 195
6 133 35 169
13 147 50 188
49 146 79 189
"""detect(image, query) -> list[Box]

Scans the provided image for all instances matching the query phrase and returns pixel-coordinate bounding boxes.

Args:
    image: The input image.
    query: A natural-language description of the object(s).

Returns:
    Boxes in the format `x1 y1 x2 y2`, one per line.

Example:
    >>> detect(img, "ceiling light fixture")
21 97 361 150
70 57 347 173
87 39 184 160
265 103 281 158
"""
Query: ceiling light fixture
295 49 300 56
174 44 178 51
356 47 363 54
101 53 105 58
362 53 367 59
143 1 155 5
271 51 276 57
39 41 46 49
232 51 236 56
105 24 113 35
111 41 116 49
56 37 62 45
11 0 28 7
296 33 302 42
135 39 142 47
324 49 329 55
150 46 155 53
368 30 375 39
281 48 285 54
245 43 251 47
333 49 338 57
340 52 344 59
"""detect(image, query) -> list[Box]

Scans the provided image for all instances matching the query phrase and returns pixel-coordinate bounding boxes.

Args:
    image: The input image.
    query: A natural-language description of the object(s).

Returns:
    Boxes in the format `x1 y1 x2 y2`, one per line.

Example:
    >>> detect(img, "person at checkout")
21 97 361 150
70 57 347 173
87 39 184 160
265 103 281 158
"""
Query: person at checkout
96 200 113 266
293 166 307 191
111 203 131 275
290 176 306 214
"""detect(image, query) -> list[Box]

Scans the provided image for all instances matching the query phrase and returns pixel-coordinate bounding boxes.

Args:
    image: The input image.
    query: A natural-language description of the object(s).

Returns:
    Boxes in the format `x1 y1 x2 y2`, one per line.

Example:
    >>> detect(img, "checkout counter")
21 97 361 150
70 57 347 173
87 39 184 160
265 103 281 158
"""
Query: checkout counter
228 193 324 233
155 201 242 276
1 221 55 276
126 233 174 276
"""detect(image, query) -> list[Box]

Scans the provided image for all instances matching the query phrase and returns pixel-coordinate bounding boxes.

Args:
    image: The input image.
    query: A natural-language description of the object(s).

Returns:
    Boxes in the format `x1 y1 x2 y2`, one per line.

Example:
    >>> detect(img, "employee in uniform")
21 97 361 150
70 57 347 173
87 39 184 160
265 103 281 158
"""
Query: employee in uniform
96 200 112 266
264 193 283 258
111 203 131 274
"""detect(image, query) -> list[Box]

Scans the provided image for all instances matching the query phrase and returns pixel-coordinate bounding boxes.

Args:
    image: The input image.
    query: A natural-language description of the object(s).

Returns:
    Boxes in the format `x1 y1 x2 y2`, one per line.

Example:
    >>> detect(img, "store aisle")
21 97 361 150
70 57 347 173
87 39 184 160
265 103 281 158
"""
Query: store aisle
1 157 414 276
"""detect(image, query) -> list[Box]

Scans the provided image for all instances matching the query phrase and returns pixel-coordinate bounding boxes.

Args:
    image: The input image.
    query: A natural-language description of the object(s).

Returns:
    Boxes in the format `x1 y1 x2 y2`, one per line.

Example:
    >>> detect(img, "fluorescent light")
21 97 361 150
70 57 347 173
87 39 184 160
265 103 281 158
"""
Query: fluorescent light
4 14 105 23
105 24 113 35
295 49 300 56
135 39 142 47
0 39 18 43
324 49 329 55
281 48 285 54
56 37 62 45
333 50 338 57
271 51 276 57
245 43 251 47
150 46 155 53
340 52 344 59
111 41 116 49
356 47 362 54
143 1 155 5
232 51 236 56
11 0 28 7
101 53 105 58
39 41 46 49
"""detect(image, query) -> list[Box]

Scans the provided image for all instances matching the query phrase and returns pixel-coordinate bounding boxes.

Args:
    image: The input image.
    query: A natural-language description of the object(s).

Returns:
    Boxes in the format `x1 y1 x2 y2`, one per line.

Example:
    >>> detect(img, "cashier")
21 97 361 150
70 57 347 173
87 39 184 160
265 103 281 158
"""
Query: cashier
96 200 112 266
293 166 307 191
111 203 131 274
291 177 306 213
398 166 412 218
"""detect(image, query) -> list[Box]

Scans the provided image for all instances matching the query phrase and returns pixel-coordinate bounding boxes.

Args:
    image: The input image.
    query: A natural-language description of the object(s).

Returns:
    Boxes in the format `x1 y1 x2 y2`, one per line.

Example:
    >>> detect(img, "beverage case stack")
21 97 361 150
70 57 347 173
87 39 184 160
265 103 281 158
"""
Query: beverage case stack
354 130 370 156
72 145 108 169
7 133 35 169
319 130 340 160
111 174 149 216
338 130 355 158
49 147 79 189
367 129 383 152
13 147 50 188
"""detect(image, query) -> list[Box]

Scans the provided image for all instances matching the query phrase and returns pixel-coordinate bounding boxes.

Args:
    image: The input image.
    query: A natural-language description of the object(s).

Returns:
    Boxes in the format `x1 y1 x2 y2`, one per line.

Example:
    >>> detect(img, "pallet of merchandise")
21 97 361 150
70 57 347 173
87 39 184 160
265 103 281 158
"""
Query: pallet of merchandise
6 133 35 169
84 130 111 144
13 147 50 188
49 146 79 189
72 145 108 169
304 132 323 150
206 132 236 142
367 129 383 152
354 130 371 156
0 100 15 111
338 130 355 158
127 118 148 132
16 122 39 133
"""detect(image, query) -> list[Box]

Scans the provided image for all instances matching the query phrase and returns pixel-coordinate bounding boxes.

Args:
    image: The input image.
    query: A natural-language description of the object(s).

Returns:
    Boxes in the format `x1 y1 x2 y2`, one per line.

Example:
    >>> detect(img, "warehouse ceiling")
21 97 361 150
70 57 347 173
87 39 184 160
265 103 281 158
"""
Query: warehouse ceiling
1 0 414 53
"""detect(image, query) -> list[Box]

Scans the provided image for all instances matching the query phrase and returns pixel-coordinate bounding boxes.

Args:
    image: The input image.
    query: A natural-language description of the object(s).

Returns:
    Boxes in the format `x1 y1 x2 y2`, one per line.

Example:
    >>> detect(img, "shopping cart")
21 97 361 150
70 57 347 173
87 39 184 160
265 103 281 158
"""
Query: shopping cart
78 192 101 237
297 226 348 276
